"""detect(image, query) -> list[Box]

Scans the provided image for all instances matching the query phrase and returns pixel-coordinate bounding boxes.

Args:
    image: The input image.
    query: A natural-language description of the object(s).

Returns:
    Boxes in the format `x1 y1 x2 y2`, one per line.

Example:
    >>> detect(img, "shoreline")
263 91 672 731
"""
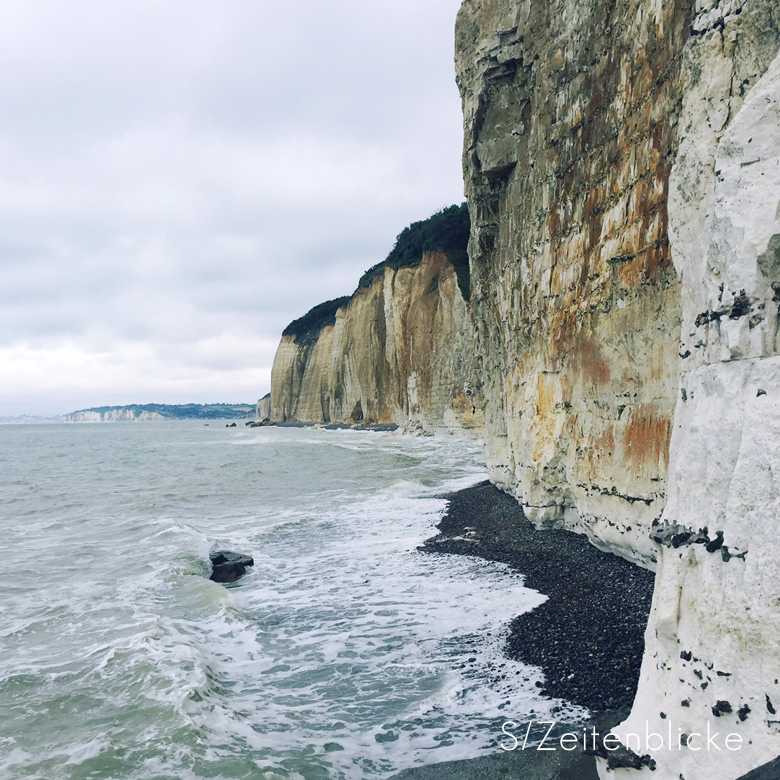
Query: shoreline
423 480 654 713
389 480 654 779
247 420 400 431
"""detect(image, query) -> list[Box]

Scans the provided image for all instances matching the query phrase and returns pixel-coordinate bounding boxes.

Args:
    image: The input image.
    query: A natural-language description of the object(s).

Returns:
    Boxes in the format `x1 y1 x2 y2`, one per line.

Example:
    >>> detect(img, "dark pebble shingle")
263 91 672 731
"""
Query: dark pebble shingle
422 481 654 712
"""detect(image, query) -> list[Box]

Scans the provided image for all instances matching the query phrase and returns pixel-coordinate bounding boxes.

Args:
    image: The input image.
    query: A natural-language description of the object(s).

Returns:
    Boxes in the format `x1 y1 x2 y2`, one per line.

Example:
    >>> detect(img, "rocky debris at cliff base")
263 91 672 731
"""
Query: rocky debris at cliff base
209 550 254 583
422 481 654 712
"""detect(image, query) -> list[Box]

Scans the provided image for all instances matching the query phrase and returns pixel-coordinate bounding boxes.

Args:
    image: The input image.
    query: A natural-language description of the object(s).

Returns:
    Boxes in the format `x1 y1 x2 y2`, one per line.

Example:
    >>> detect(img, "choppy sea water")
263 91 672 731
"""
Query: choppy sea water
0 422 582 780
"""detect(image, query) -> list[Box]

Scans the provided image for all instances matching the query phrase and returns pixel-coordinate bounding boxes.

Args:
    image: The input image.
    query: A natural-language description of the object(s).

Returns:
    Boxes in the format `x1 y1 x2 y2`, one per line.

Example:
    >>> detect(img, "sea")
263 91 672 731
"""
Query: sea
0 421 582 780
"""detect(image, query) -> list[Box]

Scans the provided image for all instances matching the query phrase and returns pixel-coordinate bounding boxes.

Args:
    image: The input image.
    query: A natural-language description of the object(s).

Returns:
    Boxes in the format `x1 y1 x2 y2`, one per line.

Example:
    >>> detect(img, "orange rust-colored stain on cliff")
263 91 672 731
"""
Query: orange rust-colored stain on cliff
624 406 672 470
600 424 616 454
550 309 577 365
580 422 618 480
578 337 612 388
546 197 561 240
531 372 563 466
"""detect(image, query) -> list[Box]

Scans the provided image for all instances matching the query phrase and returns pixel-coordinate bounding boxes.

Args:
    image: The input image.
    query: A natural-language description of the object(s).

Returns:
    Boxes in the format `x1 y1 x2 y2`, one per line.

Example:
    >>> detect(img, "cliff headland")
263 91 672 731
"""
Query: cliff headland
271 205 482 433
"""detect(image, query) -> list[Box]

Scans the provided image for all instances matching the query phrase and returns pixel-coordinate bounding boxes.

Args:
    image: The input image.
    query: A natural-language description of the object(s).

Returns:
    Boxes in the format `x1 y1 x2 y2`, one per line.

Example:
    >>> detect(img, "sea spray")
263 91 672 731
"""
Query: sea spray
0 422 585 780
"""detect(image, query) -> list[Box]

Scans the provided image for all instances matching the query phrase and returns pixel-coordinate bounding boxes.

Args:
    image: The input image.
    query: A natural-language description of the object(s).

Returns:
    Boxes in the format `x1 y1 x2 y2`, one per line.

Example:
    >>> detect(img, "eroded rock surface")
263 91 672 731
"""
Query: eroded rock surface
456 0 780 777
456 0 689 567
256 393 271 422
271 251 481 432
609 5 780 778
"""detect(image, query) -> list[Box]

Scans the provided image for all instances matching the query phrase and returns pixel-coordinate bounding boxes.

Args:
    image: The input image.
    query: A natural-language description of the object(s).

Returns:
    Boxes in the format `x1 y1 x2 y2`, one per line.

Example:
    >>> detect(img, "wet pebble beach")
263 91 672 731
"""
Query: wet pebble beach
390 481 655 779
423 480 655 712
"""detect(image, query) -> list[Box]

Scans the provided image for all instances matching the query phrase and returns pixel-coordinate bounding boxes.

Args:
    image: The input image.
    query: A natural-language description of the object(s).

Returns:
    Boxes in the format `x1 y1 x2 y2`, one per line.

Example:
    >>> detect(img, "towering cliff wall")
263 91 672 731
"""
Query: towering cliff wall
612 4 780 779
271 250 481 431
456 0 690 567
456 0 780 777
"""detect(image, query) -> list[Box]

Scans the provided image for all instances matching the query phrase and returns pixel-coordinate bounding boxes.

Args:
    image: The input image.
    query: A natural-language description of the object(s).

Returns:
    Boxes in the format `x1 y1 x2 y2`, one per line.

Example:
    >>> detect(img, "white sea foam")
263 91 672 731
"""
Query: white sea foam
0 422 582 780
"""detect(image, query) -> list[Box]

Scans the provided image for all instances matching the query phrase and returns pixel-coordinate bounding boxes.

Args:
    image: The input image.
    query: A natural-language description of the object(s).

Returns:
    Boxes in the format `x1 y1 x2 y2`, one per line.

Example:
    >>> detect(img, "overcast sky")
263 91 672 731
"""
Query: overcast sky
0 0 466 416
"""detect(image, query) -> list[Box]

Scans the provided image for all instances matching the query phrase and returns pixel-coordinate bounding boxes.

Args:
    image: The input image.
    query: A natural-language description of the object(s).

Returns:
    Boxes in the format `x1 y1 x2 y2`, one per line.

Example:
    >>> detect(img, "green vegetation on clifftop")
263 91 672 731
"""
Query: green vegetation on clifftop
282 296 352 346
282 204 471 346
357 203 470 299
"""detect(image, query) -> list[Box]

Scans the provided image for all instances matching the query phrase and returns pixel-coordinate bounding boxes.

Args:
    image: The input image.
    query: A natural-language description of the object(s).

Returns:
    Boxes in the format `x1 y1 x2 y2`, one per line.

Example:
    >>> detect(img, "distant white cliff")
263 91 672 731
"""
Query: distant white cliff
256 393 271 422
62 403 255 422
63 409 166 423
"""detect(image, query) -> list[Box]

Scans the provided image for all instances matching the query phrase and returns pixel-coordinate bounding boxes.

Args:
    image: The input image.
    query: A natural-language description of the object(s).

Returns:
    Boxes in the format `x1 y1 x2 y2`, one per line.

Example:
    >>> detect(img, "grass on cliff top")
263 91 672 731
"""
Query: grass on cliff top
357 203 470 299
282 296 353 346
282 204 471 346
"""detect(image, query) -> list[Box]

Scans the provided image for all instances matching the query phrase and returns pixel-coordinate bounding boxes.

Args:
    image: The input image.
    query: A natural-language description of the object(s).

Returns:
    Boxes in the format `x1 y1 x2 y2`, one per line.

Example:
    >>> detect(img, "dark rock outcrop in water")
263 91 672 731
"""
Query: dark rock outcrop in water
209 550 254 583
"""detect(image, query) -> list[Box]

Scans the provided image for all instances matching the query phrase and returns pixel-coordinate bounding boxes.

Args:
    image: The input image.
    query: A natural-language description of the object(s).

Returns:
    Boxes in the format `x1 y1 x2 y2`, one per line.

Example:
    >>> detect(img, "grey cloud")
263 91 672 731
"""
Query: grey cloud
0 0 465 415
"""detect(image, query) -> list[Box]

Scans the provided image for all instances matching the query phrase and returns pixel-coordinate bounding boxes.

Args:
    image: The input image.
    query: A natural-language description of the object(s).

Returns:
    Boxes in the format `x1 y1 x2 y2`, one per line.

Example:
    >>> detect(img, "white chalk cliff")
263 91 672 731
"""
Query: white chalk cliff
63 409 166 423
454 0 780 776
271 250 481 432
256 393 271 422
610 6 780 779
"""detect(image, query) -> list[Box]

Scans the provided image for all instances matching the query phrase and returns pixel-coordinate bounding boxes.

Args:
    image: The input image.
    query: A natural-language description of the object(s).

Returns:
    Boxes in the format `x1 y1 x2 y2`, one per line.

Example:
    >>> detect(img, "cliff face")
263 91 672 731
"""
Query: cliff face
613 5 780 779
63 409 165 422
456 0 780 777
270 251 481 431
256 394 271 422
456 0 690 567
